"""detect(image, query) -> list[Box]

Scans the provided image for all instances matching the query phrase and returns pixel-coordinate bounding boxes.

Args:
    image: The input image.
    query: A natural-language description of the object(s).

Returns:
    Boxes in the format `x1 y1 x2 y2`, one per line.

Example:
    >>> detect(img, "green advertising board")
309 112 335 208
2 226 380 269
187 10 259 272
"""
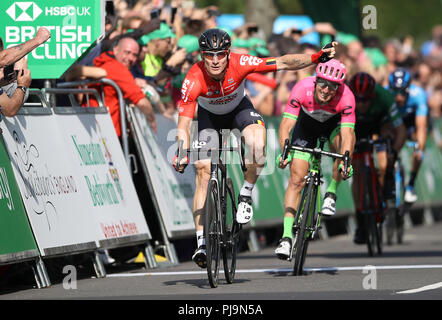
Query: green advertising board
0 135 39 264
0 0 104 79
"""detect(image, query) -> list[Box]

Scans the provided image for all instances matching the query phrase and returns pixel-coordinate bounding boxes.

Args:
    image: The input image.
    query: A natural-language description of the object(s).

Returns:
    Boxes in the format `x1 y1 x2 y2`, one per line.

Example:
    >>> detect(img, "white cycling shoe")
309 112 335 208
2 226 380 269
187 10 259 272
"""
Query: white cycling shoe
275 237 292 260
236 195 253 224
321 192 337 216
404 186 417 203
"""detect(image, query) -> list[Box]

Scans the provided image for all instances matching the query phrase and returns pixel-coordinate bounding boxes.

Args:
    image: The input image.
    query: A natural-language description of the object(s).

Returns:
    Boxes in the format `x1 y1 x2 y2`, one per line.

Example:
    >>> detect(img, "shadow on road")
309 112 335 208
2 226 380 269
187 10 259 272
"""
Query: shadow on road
163 278 251 289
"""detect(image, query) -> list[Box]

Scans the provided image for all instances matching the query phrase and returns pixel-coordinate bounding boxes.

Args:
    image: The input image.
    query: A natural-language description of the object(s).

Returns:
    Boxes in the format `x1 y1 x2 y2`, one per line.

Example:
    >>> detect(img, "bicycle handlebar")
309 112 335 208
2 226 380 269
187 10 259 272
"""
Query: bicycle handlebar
354 137 393 155
283 139 348 161
282 138 351 176
176 135 247 173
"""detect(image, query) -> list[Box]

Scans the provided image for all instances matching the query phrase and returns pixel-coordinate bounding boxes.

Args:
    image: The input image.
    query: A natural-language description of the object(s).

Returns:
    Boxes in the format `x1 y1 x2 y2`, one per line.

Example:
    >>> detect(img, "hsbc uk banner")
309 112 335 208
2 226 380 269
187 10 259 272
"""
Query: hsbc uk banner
0 0 104 79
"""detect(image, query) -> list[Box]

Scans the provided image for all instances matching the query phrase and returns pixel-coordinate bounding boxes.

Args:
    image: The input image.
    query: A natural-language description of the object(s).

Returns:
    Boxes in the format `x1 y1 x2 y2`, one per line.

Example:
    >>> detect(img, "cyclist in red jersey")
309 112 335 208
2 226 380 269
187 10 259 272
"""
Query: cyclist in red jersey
172 28 337 268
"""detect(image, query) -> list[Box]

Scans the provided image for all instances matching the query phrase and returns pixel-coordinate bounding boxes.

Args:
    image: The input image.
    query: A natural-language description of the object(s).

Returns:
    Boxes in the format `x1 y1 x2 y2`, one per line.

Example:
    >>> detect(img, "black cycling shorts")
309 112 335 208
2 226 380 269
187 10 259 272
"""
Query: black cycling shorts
191 95 264 160
290 107 341 150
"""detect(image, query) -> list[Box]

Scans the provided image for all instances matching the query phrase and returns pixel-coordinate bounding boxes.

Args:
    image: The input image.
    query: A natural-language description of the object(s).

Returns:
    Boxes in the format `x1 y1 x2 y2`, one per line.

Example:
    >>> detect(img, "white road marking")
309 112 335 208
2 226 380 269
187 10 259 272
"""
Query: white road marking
106 264 442 278
396 282 442 294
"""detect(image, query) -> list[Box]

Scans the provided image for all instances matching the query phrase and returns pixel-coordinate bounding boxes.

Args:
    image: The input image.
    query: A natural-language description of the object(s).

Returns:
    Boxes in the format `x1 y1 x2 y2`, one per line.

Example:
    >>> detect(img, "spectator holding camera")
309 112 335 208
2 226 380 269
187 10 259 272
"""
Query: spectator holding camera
0 58 32 118
0 28 50 124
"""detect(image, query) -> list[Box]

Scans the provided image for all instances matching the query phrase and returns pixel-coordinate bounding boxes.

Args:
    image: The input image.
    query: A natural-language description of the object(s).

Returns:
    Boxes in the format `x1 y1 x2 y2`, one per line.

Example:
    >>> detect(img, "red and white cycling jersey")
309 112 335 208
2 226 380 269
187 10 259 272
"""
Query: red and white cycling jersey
178 52 277 118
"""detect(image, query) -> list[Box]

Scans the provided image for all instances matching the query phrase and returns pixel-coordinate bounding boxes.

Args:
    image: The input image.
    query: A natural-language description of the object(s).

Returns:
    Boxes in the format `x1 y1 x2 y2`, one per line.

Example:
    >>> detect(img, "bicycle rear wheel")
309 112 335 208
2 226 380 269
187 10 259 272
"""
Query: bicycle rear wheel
362 165 383 256
365 213 382 256
205 180 221 288
222 178 240 284
293 182 314 276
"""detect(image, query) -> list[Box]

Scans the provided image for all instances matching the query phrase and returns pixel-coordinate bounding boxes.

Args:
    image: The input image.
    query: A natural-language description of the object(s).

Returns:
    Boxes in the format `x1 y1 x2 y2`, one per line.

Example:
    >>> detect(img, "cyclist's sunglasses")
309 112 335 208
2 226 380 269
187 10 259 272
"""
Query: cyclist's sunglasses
316 77 340 91
201 50 229 61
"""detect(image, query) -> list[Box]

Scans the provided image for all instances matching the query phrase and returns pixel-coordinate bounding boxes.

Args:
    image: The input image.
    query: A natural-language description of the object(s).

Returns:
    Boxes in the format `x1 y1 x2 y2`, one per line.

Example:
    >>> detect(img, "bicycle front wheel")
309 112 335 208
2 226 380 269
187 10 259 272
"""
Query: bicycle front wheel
204 180 221 288
222 178 240 284
293 181 314 276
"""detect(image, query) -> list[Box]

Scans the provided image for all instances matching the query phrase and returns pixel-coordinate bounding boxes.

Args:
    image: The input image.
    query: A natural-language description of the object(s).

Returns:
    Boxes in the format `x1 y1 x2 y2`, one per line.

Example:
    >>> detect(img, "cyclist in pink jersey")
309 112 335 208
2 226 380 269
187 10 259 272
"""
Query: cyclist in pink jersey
172 28 337 268
275 58 356 260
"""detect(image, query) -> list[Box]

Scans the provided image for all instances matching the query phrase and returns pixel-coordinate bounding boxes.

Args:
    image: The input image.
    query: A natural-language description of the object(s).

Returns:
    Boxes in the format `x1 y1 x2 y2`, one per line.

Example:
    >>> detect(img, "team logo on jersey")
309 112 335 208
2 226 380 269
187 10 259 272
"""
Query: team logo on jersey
239 55 263 66
293 139 308 147
181 79 194 102
192 140 207 149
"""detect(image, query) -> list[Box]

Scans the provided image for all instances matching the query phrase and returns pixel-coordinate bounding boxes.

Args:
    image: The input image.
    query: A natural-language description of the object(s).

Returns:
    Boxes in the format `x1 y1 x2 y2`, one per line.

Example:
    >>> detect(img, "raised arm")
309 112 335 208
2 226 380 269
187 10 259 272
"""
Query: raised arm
0 27 51 68
275 41 337 71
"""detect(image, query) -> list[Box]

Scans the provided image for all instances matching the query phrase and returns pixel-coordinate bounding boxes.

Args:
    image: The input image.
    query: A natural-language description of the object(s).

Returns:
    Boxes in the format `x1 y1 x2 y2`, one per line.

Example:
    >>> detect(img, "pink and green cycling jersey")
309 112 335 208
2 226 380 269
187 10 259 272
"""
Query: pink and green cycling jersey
283 76 356 129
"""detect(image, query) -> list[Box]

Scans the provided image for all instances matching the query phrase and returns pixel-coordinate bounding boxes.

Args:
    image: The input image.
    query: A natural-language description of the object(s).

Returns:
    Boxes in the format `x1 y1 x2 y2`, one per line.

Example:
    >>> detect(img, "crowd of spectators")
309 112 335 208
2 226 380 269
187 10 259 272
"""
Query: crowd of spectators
60 0 441 148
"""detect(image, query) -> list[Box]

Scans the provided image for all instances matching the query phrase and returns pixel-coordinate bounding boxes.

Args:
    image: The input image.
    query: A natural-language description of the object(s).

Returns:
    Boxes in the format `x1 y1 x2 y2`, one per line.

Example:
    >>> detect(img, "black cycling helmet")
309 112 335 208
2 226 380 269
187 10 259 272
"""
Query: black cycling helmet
349 72 376 101
198 28 231 51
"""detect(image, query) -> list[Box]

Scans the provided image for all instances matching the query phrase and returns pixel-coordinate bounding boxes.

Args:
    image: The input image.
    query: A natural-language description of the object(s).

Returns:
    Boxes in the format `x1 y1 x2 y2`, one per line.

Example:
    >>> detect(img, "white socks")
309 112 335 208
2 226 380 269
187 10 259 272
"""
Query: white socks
196 230 205 248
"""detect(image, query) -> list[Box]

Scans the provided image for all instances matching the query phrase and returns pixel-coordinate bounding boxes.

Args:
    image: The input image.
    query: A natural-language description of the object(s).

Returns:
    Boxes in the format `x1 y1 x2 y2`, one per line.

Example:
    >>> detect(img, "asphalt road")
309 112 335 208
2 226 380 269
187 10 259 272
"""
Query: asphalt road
1 222 442 305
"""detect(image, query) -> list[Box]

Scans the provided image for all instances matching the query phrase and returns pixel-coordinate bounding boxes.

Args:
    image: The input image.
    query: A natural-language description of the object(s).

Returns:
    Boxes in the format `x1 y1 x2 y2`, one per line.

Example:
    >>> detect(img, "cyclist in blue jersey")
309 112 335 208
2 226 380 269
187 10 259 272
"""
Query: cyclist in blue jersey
388 68 428 203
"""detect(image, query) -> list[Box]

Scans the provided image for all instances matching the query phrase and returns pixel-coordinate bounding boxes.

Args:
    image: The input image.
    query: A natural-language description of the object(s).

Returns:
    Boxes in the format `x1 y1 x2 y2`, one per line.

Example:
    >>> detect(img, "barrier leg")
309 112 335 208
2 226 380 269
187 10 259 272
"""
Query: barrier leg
31 256 51 289
143 243 158 269
164 243 179 265
92 251 107 278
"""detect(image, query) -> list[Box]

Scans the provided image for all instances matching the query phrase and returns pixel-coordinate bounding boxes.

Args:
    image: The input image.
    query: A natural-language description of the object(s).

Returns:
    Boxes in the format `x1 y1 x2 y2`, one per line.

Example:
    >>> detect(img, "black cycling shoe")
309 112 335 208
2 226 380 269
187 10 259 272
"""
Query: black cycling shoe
192 245 207 269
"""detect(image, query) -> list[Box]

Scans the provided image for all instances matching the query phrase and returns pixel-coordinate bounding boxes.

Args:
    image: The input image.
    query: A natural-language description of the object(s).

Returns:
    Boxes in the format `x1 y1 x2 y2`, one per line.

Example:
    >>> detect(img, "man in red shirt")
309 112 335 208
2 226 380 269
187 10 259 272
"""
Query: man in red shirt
172 28 336 268
88 37 158 136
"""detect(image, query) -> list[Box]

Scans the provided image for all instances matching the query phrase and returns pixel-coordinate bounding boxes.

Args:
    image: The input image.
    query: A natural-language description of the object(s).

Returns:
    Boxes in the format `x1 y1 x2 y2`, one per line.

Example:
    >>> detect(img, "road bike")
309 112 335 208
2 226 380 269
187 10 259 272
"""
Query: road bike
281 136 350 276
385 141 417 245
178 130 246 287
353 138 385 256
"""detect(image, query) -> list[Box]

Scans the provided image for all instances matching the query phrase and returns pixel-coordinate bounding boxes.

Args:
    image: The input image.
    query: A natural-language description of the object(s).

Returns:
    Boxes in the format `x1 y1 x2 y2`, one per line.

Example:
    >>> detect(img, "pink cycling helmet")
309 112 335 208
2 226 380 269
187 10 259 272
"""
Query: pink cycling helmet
316 59 347 84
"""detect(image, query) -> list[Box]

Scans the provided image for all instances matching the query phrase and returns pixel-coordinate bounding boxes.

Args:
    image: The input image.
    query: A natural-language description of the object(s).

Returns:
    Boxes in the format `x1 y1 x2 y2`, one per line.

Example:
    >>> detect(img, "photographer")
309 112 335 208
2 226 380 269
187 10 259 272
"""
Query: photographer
0 57 31 118
0 31 37 136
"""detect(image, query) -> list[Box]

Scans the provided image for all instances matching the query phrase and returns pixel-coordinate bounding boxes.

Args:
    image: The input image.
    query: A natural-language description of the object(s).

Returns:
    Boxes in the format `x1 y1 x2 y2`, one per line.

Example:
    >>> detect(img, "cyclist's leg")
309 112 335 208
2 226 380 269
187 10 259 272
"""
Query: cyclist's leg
275 157 309 259
285 157 310 217
241 123 266 187
232 96 267 224
275 110 315 258
322 122 349 216
408 132 423 188
351 155 366 244
378 122 397 194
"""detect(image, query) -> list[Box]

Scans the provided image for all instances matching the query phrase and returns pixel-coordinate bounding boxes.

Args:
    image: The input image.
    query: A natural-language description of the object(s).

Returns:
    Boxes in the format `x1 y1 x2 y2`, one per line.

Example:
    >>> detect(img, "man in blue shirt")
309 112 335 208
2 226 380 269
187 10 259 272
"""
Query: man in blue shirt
388 67 428 203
